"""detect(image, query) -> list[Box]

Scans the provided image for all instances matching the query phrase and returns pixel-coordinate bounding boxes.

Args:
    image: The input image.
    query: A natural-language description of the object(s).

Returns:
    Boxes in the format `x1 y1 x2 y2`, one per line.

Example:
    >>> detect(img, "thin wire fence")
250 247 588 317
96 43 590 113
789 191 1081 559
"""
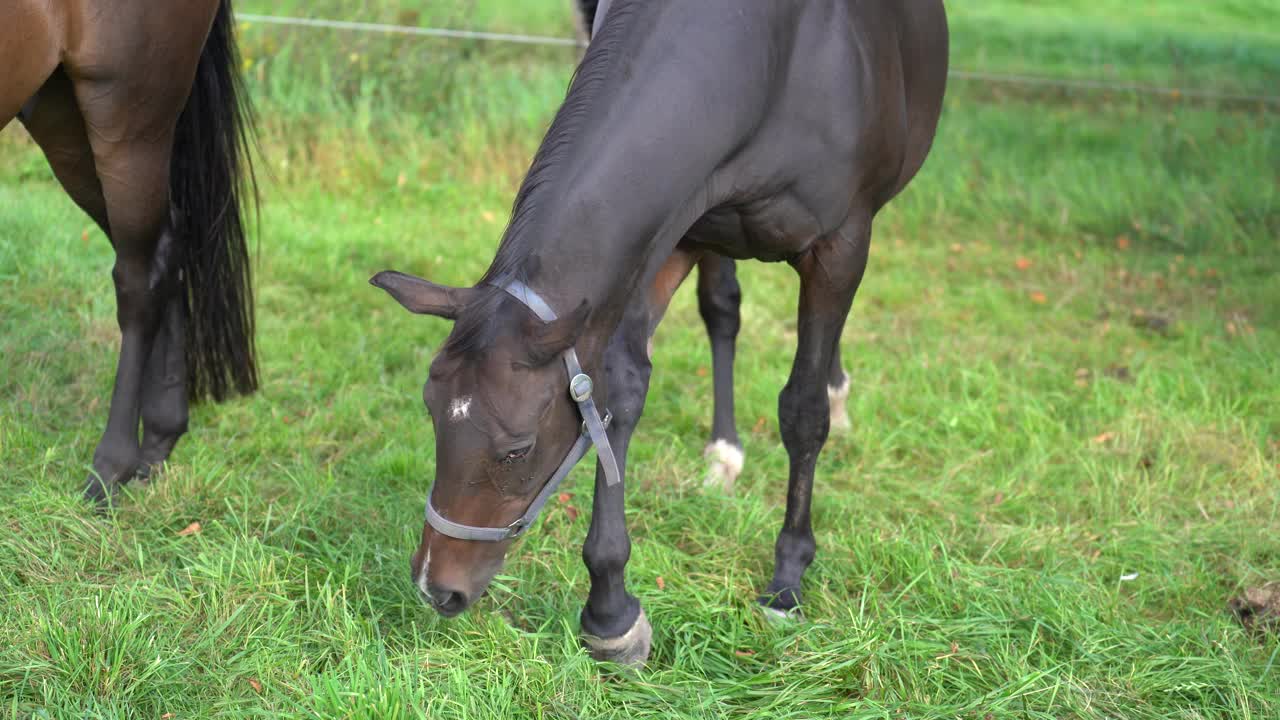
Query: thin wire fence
237 12 1280 108
238 13 583 48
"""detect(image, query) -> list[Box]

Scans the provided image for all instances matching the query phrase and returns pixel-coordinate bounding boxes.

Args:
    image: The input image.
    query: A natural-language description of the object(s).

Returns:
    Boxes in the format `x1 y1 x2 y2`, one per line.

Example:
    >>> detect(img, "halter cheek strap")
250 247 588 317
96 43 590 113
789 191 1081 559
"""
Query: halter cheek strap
422 277 621 542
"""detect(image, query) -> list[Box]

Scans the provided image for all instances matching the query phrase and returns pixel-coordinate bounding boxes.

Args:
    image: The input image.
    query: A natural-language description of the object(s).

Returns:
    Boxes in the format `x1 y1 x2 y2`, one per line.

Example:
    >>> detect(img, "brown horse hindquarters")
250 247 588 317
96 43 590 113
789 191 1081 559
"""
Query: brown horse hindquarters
6 0 258 503
0 2 62 126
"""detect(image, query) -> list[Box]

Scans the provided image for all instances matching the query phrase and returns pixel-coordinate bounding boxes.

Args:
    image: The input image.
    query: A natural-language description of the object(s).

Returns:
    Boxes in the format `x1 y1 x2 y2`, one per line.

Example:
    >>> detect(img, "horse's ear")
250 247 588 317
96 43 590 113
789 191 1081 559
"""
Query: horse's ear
527 299 591 365
370 271 474 319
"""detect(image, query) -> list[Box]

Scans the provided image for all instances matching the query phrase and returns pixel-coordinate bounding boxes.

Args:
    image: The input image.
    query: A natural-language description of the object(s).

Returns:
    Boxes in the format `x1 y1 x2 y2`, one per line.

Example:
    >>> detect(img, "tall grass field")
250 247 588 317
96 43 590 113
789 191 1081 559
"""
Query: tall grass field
1 1 1278 717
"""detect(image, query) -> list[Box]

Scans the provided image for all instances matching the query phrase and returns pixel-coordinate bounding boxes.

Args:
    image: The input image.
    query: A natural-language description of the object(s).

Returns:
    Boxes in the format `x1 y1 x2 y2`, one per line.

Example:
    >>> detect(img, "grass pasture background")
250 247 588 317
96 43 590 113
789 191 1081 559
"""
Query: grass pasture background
1 1 1279 717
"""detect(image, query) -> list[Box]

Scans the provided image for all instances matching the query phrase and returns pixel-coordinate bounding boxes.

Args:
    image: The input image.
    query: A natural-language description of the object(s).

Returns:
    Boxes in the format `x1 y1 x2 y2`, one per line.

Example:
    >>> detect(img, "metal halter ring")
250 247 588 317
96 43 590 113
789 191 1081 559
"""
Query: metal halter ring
569 373 593 402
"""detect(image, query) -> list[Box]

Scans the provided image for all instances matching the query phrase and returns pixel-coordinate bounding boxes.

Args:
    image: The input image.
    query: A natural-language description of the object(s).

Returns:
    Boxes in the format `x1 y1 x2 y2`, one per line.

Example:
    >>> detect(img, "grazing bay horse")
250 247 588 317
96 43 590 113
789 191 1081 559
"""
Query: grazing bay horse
2 0 258 502
374 0 948 665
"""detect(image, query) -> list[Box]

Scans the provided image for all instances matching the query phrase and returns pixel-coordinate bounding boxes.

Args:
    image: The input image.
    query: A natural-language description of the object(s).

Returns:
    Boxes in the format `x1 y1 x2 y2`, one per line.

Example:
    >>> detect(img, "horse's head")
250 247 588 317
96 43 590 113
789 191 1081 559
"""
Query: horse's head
371 270 593 617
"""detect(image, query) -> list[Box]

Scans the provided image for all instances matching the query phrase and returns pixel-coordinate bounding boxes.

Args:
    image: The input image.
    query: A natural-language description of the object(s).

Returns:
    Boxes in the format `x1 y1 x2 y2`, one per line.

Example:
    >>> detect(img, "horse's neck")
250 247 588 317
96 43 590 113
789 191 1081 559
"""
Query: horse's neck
491 1 779 360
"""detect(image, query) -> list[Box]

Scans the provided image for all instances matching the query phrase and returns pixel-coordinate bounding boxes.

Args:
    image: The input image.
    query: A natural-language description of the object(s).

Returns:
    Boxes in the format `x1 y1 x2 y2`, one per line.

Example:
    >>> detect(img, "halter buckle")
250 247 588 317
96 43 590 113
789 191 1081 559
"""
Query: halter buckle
569 373 593 402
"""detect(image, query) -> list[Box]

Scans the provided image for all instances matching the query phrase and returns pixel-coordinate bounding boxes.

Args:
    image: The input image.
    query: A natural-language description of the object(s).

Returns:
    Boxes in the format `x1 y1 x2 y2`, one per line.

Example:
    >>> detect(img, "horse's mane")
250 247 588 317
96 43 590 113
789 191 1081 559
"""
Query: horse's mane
443 1 637 358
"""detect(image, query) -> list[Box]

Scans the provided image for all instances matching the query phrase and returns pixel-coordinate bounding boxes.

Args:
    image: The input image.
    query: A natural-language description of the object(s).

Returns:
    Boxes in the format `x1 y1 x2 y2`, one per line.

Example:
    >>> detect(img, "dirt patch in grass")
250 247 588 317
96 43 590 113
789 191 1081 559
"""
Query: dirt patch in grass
1229 583 1280 637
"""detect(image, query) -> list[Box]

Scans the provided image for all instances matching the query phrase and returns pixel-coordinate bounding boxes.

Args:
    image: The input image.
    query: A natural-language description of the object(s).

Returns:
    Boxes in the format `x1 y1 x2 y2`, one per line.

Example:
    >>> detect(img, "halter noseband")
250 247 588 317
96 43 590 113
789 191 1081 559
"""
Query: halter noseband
422 277 621 542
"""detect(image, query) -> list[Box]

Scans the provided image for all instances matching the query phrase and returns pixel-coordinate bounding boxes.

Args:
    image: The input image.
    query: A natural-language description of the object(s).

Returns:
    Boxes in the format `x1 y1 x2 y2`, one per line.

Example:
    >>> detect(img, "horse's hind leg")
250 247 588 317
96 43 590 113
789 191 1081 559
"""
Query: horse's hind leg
18 69 109 232
696 254 745 488
70 80 188 502
135 278 188 480
828 344 851 432
23 69 189 486
760 215 871 617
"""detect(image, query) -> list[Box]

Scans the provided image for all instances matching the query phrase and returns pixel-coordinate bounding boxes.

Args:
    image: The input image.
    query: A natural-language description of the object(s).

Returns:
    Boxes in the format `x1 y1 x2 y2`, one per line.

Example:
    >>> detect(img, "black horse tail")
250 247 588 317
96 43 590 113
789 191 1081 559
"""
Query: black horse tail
170 0 260 403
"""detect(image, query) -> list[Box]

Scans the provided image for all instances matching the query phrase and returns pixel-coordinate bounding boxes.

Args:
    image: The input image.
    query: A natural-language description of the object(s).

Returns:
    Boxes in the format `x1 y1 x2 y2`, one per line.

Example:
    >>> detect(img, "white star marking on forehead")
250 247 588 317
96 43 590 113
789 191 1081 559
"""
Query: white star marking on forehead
449 395 473 422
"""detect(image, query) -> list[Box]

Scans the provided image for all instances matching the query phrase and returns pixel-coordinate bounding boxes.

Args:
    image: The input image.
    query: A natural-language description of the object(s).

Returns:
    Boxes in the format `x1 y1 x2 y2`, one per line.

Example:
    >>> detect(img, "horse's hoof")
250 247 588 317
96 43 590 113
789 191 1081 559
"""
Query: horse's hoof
828 377 851 432
757 588 804 623
757 602 803 624
132 459 166 486
703 439 744 490
582 609 652 667
82 475 116 507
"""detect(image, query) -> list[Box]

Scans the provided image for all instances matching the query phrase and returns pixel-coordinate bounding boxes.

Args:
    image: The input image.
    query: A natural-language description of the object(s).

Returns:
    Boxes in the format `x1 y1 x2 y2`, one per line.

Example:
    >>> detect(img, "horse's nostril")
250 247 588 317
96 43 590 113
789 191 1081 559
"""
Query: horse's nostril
426 584 468 616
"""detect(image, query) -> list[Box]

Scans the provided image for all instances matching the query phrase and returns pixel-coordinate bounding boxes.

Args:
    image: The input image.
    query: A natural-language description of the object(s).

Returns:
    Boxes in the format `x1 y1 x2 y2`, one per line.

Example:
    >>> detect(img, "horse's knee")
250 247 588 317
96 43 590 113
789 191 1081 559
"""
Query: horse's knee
603 329 653 433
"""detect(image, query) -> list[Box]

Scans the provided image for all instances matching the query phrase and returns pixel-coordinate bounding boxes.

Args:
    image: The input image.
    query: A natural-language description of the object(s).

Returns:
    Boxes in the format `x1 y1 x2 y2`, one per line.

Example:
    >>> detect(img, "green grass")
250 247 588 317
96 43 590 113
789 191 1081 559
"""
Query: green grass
230 0 1280 102
2 2 1279 717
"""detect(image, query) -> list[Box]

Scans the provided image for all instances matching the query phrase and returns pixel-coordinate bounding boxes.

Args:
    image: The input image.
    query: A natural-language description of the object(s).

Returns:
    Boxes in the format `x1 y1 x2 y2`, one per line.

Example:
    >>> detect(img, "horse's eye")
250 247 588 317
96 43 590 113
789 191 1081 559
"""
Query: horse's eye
501 446 532 464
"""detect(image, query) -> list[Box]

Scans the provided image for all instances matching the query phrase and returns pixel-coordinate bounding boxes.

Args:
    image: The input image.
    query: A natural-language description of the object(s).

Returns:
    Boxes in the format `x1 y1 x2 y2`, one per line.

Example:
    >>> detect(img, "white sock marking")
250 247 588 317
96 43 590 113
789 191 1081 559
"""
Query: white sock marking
828 375 851 431
704 439 744 489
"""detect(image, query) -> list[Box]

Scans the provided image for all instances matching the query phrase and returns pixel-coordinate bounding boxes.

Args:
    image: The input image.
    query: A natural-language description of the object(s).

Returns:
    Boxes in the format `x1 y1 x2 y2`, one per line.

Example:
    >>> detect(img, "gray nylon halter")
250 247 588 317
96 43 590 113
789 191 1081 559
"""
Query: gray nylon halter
423 277 621 542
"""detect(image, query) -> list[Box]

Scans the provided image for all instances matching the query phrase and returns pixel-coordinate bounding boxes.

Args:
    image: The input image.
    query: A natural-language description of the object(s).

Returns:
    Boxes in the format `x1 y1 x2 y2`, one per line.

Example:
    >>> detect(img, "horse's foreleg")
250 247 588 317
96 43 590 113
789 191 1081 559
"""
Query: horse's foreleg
760 216 870 617
581 246 701 665
696 254 744 488
580 300 652 665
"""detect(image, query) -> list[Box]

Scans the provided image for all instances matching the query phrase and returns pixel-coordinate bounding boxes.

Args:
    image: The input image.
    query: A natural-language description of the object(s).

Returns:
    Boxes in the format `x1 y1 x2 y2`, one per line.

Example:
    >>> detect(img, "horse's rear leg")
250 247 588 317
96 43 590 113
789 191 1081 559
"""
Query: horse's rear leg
24 70 189 488
696 254 746 489
18 69 109 231
72 84 185 503
760 216 871 617
828 345 851 432
135 275 188 480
